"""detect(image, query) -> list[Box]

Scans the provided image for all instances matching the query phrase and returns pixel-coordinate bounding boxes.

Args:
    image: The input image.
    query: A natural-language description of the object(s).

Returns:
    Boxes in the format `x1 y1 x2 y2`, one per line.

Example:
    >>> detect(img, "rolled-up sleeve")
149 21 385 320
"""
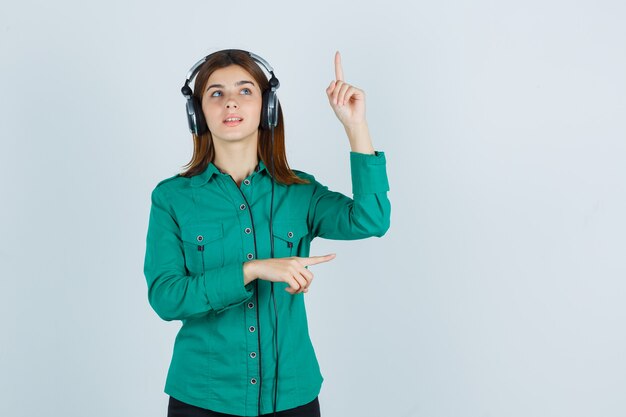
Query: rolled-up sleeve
143 185 253 321
308 150 391 240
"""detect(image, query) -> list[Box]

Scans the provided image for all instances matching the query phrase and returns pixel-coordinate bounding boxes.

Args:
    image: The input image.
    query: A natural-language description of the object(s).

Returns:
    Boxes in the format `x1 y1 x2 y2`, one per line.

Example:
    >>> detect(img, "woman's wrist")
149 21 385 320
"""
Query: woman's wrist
243 260 259 285
345 122 375 154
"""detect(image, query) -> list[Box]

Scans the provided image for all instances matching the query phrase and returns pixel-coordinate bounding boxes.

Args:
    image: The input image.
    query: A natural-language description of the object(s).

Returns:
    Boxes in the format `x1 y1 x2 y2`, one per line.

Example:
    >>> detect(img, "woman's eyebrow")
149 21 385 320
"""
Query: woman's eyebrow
206 80 255 91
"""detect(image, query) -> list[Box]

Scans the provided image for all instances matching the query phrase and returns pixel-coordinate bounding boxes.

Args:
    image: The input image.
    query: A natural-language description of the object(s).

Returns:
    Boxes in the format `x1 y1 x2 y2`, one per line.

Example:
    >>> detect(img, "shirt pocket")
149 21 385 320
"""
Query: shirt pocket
271 221 309 258
180 223 225 273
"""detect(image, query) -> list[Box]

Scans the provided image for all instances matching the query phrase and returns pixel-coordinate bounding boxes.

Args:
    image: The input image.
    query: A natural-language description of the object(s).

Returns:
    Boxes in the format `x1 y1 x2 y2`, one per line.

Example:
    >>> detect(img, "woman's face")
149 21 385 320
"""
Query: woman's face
201 65 263 145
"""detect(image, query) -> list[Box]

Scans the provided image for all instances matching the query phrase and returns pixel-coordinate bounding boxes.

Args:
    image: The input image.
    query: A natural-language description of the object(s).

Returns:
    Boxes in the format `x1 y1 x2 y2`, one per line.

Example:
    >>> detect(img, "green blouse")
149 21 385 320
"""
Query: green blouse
143 150 391 416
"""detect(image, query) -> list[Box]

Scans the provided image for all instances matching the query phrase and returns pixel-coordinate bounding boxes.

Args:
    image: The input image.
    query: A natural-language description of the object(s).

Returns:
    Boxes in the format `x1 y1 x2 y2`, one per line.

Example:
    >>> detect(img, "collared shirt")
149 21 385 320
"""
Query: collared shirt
143 150 391 416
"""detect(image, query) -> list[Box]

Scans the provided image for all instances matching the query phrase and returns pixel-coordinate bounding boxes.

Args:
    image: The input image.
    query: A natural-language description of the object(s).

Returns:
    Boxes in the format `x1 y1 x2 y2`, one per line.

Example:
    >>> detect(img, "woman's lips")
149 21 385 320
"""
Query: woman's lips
224 116 243 127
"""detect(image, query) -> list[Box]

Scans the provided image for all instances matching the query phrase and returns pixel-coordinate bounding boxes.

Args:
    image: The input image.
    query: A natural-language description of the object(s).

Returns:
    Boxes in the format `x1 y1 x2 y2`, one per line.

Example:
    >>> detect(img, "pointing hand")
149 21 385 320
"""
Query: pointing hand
326 51 367 128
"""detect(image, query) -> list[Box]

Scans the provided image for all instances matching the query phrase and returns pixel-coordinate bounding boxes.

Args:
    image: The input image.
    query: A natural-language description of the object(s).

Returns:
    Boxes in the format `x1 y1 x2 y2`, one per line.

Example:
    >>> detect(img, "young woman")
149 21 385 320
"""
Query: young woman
144 49 391 417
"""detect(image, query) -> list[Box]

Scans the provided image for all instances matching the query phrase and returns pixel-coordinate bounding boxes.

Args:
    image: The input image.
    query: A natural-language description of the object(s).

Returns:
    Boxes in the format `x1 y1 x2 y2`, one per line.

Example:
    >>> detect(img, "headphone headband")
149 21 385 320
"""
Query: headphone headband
183 50 277 95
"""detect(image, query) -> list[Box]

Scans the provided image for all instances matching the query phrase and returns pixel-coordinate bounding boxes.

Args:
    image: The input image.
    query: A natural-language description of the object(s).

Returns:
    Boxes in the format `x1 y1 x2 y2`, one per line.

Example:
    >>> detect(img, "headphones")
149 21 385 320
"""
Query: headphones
181 49 281 135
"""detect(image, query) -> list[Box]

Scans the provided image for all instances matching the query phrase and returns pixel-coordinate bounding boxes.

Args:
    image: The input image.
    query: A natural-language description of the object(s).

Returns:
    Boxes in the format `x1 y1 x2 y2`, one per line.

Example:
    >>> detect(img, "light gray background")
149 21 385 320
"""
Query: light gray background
1 1 625 416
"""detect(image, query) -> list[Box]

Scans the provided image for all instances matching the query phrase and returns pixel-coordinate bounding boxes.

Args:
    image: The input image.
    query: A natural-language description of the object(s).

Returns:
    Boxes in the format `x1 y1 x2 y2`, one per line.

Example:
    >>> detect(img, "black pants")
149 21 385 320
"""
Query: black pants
167 396 321 417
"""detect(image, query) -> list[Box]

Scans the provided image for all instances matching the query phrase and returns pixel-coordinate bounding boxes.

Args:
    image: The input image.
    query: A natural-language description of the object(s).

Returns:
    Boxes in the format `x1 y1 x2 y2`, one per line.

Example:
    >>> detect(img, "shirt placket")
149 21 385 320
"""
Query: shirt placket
221 171 262 414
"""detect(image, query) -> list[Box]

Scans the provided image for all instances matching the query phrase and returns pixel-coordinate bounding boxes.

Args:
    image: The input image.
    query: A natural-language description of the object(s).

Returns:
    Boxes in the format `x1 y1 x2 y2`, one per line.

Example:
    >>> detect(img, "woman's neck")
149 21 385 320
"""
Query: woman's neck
212 141 259 186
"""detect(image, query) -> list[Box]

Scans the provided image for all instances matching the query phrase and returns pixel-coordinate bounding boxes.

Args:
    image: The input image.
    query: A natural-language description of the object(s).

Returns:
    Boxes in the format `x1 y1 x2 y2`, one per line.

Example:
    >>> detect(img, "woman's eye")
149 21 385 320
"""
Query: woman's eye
241 88 251 95
210 91 222 97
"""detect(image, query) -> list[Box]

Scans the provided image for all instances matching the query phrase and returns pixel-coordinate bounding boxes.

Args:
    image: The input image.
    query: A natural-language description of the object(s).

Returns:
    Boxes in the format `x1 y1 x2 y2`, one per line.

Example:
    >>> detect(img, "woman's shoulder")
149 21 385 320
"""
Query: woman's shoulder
290 169 320 183
151 173 188 195
290 169 331 190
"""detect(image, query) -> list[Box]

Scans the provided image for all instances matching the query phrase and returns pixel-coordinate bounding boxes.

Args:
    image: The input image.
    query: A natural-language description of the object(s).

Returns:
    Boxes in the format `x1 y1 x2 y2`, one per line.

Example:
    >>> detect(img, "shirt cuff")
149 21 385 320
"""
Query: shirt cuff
350 150 390 194
203 263 253 313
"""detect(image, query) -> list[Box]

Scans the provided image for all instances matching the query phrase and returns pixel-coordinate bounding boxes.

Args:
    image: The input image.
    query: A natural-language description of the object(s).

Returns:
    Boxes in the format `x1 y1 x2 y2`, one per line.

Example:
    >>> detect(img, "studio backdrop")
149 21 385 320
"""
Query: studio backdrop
1 1 625 416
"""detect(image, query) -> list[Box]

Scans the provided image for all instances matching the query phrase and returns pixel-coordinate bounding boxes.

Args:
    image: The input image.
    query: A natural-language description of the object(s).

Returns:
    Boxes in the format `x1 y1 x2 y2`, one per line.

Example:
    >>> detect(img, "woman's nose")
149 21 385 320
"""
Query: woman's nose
225 96 239 109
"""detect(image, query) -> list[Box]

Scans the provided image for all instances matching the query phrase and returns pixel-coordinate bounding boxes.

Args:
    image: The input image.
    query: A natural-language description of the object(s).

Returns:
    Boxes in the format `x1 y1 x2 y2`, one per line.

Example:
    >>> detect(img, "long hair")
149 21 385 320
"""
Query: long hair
179 49 309 186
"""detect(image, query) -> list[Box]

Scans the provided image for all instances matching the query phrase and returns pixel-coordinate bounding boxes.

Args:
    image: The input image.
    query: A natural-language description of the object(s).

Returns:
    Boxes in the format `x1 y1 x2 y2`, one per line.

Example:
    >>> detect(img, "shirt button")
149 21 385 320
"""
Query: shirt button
247 253 254 260
245 227 251 234
250 352 257 359
247 302 254 309
249 326 256 332
244 179 250 185
197 235 204 242
240 203 246 210
287 231 293 238
250 378 257 384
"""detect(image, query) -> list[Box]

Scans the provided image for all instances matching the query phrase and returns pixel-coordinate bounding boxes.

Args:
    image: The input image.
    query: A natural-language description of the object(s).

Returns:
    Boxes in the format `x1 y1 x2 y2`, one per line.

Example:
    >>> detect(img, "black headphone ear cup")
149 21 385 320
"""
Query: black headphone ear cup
261 89 271 130
261 90 280 130
192 96 208 135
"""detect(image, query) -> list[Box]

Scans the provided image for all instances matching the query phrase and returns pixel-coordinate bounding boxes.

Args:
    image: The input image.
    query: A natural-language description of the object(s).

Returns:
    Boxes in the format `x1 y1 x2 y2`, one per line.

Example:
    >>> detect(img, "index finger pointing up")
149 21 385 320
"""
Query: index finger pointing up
334 50 344 81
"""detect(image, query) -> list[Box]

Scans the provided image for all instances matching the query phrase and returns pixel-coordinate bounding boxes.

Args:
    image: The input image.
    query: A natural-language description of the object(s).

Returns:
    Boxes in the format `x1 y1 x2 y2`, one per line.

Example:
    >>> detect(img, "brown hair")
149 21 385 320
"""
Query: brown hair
179 49 309 186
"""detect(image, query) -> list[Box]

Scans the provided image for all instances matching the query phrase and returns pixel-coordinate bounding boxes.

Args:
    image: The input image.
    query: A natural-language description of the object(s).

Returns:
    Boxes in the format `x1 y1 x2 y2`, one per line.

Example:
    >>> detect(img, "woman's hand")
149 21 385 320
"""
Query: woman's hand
326 51 366 129
244 254 337 294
